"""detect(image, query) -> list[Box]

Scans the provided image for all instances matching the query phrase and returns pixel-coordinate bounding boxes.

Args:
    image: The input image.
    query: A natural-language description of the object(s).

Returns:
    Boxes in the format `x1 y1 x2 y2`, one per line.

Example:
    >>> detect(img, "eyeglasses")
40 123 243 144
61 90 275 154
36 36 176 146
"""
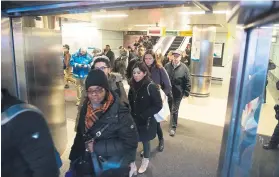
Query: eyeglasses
86 88 104 95
95 66 108 71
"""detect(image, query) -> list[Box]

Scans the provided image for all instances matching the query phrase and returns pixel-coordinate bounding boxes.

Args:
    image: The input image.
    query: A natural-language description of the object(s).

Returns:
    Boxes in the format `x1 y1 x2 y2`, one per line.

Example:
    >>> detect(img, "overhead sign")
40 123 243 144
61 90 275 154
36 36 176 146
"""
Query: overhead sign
148 27 163 36
126 31 147 35
179 30 192 36
165 31 178 36
163 30 192 36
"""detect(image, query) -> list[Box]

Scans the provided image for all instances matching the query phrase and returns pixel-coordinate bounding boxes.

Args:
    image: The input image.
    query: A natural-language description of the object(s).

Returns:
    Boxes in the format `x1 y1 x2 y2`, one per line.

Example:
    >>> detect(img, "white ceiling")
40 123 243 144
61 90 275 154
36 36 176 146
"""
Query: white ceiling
59 2 231 32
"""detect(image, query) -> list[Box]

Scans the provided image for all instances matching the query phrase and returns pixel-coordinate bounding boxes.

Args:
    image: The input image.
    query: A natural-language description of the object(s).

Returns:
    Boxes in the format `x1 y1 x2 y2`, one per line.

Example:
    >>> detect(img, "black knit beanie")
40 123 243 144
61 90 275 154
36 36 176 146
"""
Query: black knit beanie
85 69 109 91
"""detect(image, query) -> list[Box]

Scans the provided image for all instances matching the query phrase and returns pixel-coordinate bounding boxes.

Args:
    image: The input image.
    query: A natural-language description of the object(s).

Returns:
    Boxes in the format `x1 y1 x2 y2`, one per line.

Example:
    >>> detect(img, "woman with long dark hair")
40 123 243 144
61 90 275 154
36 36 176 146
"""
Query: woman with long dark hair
128 62 162 174
143 49 172 152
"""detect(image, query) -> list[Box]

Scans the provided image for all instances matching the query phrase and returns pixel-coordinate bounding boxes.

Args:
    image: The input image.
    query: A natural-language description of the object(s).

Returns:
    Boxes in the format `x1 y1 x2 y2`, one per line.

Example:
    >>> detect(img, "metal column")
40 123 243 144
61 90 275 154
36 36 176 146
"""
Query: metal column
190 25 216 97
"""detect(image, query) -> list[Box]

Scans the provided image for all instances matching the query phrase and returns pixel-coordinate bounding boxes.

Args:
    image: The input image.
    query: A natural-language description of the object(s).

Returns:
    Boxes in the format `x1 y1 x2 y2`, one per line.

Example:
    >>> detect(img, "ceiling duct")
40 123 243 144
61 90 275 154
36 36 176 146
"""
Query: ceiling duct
192 1 212 12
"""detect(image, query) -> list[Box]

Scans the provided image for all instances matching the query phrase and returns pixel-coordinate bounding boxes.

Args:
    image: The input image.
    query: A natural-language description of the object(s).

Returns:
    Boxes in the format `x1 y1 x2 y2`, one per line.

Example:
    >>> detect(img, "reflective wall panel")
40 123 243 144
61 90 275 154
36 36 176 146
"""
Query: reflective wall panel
1 17 17 96
12 17 67 153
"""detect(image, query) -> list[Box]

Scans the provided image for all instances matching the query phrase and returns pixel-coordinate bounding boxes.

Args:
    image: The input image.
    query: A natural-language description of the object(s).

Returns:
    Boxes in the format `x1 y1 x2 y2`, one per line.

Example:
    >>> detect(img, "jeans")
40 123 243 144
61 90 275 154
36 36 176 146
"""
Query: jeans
157 123 163 140
142 141 150 158
270 121 279 146
170 96 183 130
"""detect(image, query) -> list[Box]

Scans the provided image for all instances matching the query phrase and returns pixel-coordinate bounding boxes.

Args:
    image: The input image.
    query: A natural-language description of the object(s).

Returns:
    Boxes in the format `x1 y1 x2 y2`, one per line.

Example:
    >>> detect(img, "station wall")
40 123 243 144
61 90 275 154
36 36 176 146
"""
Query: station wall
61 23 123 56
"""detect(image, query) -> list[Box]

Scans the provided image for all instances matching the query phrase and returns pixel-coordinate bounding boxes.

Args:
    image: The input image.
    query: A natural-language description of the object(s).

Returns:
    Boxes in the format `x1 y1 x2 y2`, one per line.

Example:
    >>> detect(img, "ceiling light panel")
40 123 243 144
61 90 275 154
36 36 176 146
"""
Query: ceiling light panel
92 14 128 18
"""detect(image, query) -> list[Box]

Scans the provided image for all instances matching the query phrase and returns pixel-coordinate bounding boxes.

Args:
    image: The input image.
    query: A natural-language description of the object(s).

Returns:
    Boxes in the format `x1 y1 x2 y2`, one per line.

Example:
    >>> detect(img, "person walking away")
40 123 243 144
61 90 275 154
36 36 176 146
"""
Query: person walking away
128 61 163 174
70 47 93 106
68 69 138 177
126 45 146 80
263 104 279 150
114 48 128 79
155 48 164 65
143 49 172 152
63 44 74 89
164 49 191 137
185 43 191 68
127 46 136 63
75 56 129 131
1 89 59 177
263 80 279 150
104 45 115 68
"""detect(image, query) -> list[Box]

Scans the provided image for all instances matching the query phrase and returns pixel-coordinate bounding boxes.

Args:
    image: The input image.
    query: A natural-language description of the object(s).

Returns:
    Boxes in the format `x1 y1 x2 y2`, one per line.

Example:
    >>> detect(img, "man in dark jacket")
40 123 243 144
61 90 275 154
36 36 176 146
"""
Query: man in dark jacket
164 50 191 136
126 45 146 80
69 70 138 176
114 48 128 79
127 46 136 62
1 89 59 177
105 45 115 67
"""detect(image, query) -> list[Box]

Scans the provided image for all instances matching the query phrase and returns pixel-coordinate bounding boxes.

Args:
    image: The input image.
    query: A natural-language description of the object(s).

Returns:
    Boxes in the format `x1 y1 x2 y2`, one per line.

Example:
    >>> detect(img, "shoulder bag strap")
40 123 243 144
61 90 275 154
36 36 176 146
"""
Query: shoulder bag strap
1 103 43 126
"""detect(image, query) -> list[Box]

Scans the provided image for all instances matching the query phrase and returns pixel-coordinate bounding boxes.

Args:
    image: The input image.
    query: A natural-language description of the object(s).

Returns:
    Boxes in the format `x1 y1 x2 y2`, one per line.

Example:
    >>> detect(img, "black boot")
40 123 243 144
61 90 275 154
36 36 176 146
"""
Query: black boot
158 139 164 152
263 142 278 150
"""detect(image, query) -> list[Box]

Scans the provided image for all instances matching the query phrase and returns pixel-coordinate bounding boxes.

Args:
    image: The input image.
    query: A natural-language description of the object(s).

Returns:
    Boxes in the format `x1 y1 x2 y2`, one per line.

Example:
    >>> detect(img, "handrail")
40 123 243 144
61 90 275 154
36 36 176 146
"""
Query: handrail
178 36 191 51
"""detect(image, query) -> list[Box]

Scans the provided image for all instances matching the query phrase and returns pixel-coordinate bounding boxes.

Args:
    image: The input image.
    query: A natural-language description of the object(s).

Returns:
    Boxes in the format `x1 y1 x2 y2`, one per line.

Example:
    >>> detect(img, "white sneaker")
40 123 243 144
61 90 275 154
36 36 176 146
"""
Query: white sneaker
138 158 149 174
129 162 137 177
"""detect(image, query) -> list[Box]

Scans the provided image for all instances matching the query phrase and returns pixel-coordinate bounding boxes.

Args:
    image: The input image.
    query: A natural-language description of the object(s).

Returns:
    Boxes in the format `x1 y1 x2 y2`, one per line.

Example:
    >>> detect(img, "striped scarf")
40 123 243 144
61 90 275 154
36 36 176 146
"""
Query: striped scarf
85 91 114 130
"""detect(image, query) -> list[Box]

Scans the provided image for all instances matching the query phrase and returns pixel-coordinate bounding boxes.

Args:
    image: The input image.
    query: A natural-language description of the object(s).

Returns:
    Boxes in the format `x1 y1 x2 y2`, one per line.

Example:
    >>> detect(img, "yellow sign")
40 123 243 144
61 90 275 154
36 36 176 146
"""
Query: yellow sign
179 30 192 36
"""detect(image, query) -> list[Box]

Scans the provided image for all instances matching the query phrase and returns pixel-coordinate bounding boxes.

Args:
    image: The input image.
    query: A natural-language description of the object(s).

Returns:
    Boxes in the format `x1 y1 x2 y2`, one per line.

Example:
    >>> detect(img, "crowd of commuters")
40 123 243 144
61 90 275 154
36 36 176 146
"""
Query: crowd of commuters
61 42 192 176
4 38 277 177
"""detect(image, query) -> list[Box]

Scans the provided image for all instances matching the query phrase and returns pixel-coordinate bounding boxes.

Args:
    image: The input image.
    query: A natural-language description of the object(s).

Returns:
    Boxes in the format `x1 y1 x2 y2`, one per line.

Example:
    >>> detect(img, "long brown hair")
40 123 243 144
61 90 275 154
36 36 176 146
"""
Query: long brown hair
129 61 151 88
143 49 162 68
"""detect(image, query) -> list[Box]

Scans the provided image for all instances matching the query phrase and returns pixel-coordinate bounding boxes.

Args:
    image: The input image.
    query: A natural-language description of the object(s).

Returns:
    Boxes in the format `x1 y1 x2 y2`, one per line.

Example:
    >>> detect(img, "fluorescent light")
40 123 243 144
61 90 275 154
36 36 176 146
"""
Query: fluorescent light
274 24 279 27
180 11 205 15
134 24 157 27
213 10 229 14
92 14 128 18
260 26 279 29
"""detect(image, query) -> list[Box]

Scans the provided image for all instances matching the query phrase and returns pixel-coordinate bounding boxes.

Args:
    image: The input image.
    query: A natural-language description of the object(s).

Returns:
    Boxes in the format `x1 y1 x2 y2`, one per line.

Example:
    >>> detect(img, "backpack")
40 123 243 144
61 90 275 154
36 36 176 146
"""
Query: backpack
1 103 63 168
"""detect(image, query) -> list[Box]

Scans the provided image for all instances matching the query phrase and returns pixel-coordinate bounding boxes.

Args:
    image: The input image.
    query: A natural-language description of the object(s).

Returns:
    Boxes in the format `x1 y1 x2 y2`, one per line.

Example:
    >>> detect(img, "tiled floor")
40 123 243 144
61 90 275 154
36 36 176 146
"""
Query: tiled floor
60 78 279 177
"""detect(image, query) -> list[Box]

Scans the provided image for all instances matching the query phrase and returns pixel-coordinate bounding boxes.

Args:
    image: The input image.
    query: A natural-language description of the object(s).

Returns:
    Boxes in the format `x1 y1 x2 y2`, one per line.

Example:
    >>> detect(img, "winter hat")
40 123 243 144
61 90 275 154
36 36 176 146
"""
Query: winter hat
85 69 109 91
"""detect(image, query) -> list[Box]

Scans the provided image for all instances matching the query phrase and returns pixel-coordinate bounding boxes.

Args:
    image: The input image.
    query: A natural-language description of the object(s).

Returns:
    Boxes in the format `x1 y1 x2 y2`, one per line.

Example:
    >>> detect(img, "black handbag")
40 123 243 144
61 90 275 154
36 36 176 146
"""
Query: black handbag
72 150 94 176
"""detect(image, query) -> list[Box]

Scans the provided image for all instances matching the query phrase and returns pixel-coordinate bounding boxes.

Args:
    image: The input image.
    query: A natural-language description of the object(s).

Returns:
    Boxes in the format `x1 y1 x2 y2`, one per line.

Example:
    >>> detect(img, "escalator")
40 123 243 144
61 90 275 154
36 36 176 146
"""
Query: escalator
164 36 185 56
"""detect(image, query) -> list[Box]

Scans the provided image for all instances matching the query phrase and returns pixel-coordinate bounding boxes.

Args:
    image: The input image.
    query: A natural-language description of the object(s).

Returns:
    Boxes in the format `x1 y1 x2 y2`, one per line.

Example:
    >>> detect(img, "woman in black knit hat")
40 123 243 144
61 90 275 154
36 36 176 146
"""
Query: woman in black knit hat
68 69 139 177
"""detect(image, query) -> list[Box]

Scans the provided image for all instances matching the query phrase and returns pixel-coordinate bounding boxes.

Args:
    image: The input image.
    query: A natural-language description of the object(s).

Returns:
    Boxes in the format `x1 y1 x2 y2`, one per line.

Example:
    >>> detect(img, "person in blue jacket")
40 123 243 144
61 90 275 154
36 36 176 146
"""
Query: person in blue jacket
70 47 93 106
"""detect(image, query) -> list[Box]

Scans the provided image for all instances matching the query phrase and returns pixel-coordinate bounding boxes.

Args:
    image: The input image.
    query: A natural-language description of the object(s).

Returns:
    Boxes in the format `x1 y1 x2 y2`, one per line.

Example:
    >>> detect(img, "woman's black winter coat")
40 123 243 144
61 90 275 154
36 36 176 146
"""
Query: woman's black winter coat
128 80 163 142
69 91 139 165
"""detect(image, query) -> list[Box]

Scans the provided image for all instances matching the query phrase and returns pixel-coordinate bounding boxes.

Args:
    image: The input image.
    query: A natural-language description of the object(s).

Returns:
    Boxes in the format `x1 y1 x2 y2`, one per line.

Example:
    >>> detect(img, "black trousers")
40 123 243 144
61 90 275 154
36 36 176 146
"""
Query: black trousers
270 121 279 146
169 96 183 130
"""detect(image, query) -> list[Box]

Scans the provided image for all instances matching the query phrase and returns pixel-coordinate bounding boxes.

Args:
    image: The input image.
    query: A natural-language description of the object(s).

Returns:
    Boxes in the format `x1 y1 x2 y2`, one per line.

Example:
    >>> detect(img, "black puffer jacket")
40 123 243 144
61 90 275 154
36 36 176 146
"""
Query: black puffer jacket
128 80 162 142
164 62 191 98
69 91 139 165
1 89 59 177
